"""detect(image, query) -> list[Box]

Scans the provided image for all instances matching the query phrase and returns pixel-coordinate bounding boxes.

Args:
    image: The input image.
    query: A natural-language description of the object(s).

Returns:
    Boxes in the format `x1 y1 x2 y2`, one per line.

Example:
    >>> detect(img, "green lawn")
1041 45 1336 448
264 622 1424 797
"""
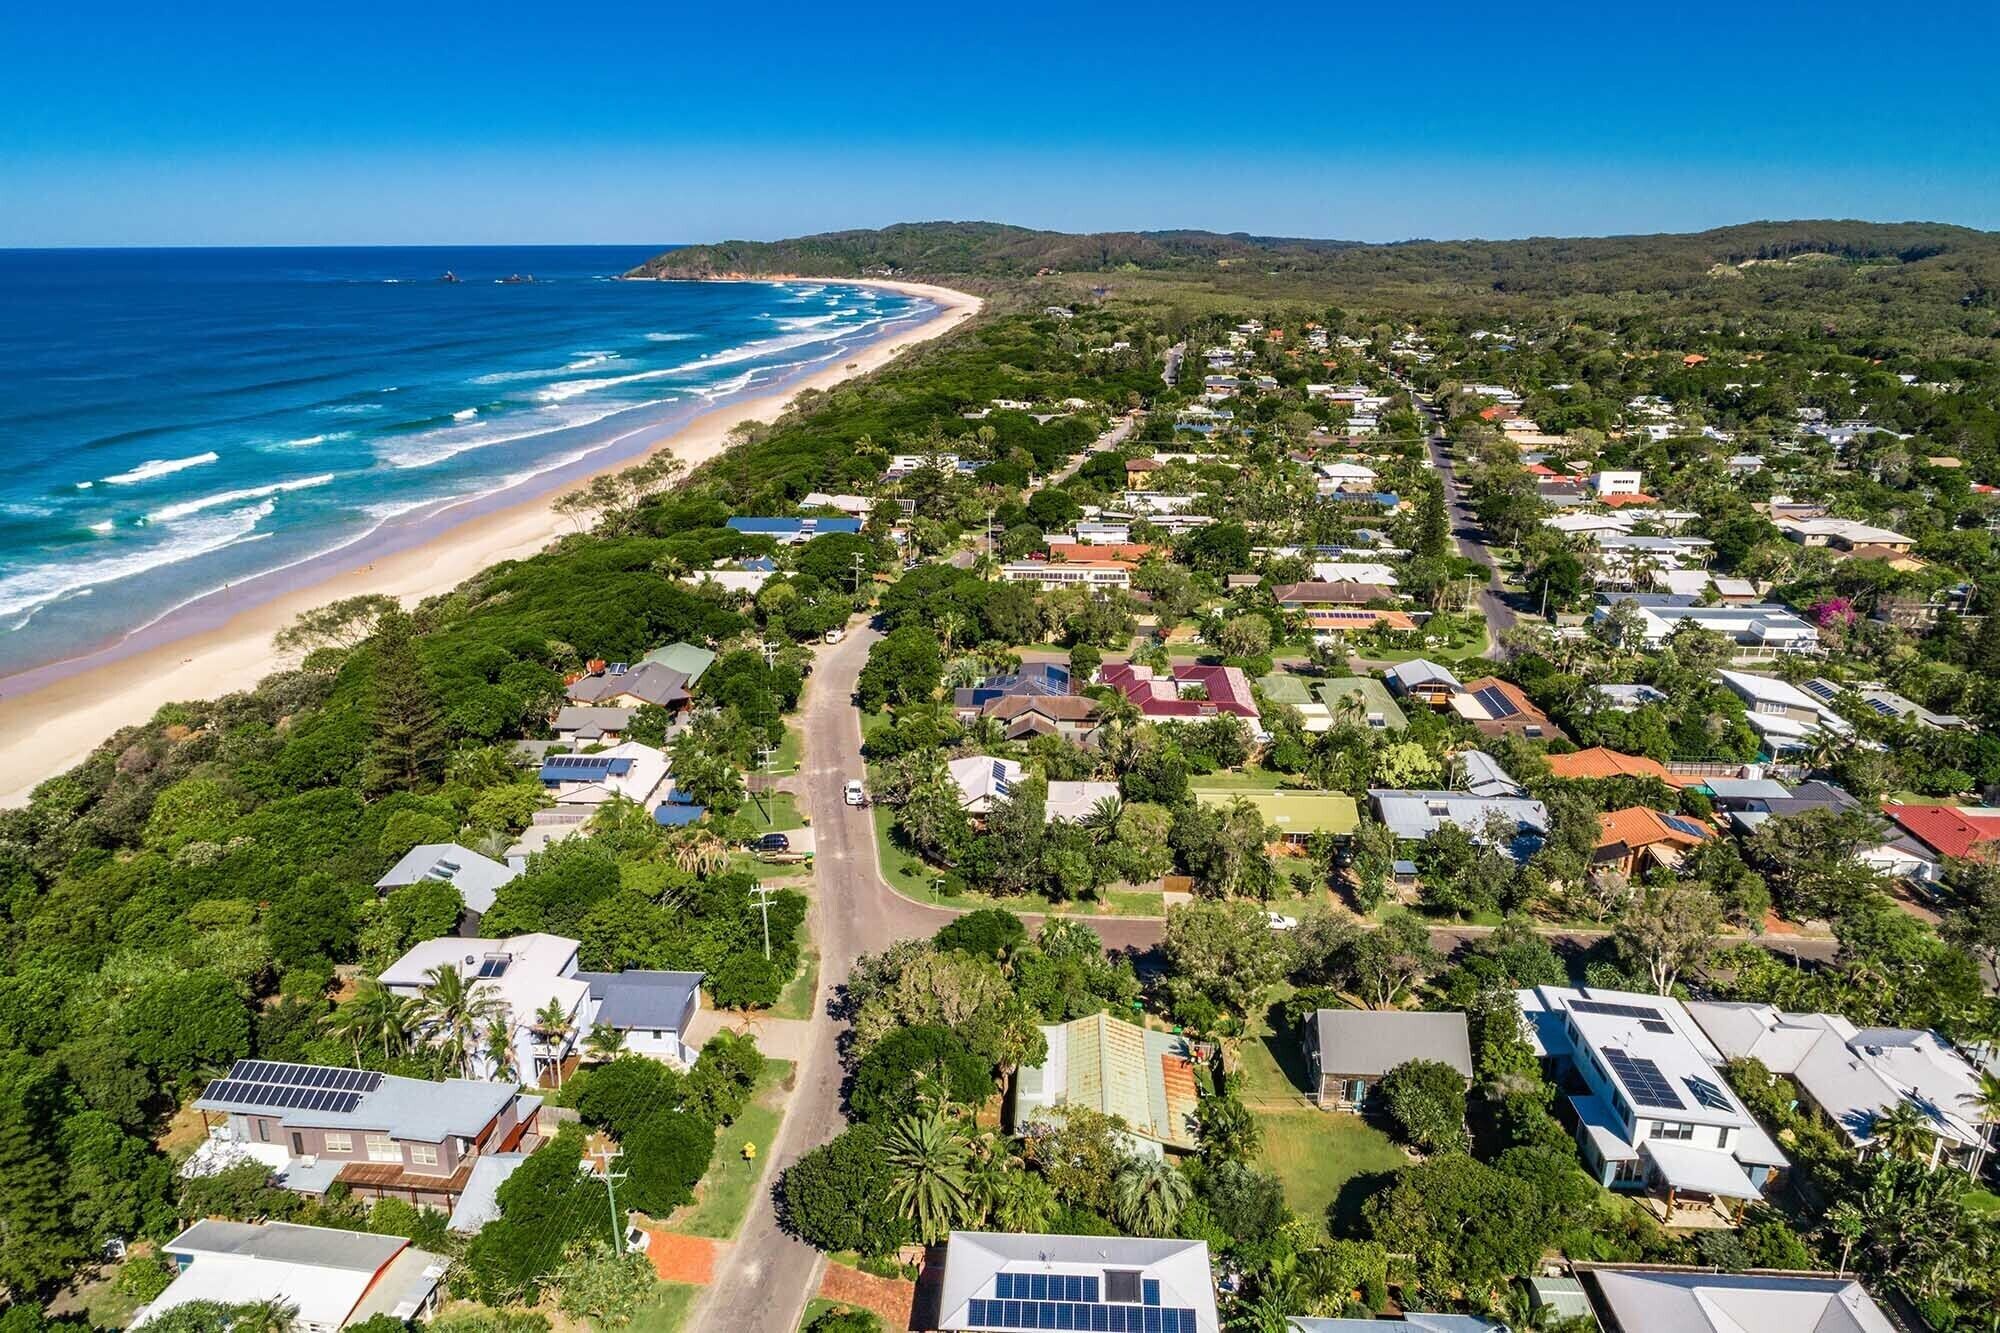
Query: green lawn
625 1283 703 1333
770 941 821 1021
1234 990 1407 1233
1187 766 1295 791
668 1058 796 1239
871 807 1163 918
769 721 806 775
795 1298 848 1332
744 789 806 832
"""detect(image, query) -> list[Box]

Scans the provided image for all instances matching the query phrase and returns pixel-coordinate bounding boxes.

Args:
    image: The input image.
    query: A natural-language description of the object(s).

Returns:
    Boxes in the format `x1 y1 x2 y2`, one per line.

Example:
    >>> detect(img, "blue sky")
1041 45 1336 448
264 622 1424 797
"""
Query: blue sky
4 1 1997 246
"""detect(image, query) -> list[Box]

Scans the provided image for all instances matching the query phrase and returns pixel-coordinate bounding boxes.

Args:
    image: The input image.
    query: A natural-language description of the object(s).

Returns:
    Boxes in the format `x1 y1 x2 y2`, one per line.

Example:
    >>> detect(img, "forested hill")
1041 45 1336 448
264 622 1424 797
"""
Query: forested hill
629 220 2000 338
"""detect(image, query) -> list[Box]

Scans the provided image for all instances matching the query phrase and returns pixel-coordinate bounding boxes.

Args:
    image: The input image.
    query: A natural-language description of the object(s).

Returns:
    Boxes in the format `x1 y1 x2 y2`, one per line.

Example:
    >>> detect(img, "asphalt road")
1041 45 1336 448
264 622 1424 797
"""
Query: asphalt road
1411 389 1517 653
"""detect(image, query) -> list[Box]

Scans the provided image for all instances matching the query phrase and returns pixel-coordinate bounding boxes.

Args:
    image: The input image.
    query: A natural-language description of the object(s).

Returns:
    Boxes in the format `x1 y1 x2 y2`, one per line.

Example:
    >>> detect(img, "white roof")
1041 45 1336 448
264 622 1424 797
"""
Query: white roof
141 1222 440 1331
545 740 671 809
373 844 516 915
1780 517 1913 545
379 932 590 1030
949 755 1024 813
937 1232 1219 1333
1586 1268 1894 1333
1310 561 1399 586
1045 781 1121 824
1639 1139 1764 1200
1686 1002 1988 1149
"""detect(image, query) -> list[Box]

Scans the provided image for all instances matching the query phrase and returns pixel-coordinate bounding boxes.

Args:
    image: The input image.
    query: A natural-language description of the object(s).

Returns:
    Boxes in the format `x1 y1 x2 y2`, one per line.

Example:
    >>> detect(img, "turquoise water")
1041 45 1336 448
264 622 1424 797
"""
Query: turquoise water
0 247 928 675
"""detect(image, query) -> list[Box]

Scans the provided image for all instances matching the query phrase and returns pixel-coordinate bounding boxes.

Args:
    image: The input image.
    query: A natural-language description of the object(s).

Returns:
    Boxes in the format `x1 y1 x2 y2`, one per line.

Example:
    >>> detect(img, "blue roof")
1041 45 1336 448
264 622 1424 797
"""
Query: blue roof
651 802 707 827
737 556 777 570
539 755 634 782
725 516 862 536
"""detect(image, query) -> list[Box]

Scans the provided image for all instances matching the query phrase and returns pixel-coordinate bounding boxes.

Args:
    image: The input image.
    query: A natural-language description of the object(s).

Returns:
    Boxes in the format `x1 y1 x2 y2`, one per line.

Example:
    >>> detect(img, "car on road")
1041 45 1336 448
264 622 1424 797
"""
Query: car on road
844 779 866 806
1266 912 1300 931
823 627 845 644
750 832 790 853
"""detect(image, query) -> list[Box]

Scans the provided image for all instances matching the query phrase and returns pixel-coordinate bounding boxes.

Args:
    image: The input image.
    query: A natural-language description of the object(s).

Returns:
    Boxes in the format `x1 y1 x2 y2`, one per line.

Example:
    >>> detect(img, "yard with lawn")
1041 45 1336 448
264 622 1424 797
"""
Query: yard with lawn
667 1057 796 1240
624 1282 702 1333
1233 990 1409 1234
742 789 806 832
770 941 820 1021
870 806 1163 918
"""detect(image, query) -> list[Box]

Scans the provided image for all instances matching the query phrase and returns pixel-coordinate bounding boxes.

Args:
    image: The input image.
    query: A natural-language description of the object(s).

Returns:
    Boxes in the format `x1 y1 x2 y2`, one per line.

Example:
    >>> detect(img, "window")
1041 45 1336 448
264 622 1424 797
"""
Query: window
366 1134 400 1163
323 1133 353 1154
255 1120 269 1143
409 1143 439 1166
1717 1127 1732 1150
1652 1122 1695 1141
290 1133 305 1156
1104 1271 1142 1304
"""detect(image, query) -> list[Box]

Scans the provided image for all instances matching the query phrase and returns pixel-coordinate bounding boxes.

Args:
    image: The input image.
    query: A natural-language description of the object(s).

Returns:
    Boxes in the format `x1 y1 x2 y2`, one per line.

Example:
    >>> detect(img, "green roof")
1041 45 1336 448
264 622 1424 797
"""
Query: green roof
1256 673 1315 705
1314 676 1407 730
1193 788 1360 836
640 642 716 684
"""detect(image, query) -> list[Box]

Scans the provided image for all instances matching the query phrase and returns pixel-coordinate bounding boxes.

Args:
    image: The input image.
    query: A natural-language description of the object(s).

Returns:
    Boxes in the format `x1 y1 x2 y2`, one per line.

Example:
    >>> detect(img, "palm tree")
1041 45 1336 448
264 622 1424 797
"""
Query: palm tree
584 1022 628 1064
230 1297 299 1333
417 964 506 1079
325 979 416 1064
883 1112 972 1243
1969 1070 2000 1177
534 997 576 1087
1870 1098 1937 1164
1079 794 1125 844
1110 1154 1192 1236
669 828 731 877
937 610 971 659
483 1016 519 1082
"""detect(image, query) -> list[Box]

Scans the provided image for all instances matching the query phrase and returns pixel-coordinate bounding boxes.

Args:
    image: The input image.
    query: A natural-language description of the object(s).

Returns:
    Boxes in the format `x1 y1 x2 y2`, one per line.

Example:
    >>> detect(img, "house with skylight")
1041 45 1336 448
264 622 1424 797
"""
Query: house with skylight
934 1232 1219 1333
1517 986 1788 1225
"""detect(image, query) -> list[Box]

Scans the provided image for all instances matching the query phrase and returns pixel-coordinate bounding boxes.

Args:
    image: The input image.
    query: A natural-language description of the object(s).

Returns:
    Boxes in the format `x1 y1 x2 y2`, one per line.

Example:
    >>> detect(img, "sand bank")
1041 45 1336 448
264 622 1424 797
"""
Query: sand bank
0 278 982 805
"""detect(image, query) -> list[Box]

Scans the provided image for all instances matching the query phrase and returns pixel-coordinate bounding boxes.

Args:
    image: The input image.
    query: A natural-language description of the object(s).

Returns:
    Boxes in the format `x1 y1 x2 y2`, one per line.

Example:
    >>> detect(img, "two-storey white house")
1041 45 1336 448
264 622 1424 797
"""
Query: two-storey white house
1518 986 1788 1224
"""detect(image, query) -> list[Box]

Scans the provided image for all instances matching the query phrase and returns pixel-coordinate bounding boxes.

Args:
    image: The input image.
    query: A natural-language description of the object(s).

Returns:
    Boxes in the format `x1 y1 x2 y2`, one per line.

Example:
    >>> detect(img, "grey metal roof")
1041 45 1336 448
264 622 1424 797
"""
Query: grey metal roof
1312 1009 1472 1079
1290 1318 1501 1333
373 843 517 915
553 705 636 738
195 1066 520 1143
578 970 704 1031
1584 1268 1893 1333
448 1152 529 1233
1387 658 1462 692
567 662 690 707
165 1219 405 1272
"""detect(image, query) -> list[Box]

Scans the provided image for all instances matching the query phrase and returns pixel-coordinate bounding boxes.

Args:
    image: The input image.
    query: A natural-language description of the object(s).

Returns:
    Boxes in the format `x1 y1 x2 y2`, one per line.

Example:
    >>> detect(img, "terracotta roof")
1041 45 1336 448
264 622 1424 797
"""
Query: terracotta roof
1272 580 1395 605
1545 747 1698 787
1597 806 1713 852
1599 492 1661 507
1124 458 1164 471
1047 541 1157 562
1882 803 2000 860
981 695 1100 724
1304 608 1416 631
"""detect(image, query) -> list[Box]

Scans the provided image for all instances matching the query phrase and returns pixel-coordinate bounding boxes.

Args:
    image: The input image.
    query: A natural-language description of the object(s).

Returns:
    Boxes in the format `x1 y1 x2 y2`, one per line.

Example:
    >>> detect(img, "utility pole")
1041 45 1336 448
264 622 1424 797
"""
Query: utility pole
759 639 777 667
751 745 774 825
587 1146 629 1253
850 552 867 595
750 884 776 959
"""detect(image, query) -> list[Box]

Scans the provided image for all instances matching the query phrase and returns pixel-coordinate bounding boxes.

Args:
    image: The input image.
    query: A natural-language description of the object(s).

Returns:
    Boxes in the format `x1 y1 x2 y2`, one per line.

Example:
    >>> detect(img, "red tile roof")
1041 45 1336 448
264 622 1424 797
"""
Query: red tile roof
1099 661 1259 719
1545 747 1698 787
1598 492 1661 507
1881 803 2000 860
1597 806 1713 852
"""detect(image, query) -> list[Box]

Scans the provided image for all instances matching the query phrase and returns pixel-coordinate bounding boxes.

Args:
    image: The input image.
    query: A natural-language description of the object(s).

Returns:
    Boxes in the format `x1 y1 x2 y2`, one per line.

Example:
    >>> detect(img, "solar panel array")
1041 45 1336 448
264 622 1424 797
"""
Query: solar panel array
1802 679 1841 702
201 1060 384 1116
1661 814 1709 840
993 761 1014 798
1867 697 1900 718
966 1273 1194 1333
1603 1047 1685 1110
543 755 631 775
1684 1074 1735 1112
1569 999 1665 1023
1472 684 1520 719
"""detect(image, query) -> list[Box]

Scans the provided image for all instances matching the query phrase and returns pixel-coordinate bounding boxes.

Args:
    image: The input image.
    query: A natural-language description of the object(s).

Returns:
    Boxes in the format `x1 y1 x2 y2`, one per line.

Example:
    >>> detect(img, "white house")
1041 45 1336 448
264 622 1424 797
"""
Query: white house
937 1232 1219 1333
1590 470 1645 497
949 756 1024 816
373 843 517 918
1519 986 1788 1223
136 1222 446 1333
1716 669 1853 752
1686 1002 1993 1174
536 741 673 812
380 933 591 1084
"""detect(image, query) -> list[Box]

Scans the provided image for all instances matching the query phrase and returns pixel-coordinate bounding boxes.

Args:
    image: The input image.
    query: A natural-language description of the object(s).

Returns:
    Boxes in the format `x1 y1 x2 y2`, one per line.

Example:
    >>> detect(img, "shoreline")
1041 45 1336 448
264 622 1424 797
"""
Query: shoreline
0 277 982 806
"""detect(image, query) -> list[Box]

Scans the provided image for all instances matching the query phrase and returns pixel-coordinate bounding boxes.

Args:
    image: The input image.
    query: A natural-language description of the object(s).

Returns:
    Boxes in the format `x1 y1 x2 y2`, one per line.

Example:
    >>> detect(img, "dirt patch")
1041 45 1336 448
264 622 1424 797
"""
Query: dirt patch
639 1227 722 1285
818 1263 915 1331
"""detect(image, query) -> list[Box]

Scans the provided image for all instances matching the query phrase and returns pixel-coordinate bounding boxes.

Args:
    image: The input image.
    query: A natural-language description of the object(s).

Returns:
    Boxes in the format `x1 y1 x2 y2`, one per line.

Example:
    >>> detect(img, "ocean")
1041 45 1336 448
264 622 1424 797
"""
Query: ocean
0 247 929 677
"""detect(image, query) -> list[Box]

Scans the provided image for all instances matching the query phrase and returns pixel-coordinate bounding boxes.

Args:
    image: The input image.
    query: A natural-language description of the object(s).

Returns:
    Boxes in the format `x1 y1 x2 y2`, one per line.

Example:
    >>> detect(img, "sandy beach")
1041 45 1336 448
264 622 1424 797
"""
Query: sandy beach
0 277 982 806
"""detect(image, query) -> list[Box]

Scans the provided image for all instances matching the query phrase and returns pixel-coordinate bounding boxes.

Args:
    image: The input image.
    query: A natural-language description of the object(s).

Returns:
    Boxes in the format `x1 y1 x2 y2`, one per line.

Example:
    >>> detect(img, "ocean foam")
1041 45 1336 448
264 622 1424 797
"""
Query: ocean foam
376 397 678 469
98 451 221 486
564 352 618 371
270 431 349 450
145 473 337 523
643 332 695 342
452 407 479 421
0 500 275 618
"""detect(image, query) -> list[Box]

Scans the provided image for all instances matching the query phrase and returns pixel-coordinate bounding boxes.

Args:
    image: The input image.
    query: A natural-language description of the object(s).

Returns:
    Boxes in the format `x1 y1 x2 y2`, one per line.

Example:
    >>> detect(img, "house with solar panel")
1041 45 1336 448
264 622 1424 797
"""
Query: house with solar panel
379 933 592 1085
1011 1011 1203 1156
186 1060 540 1208
933 1231 1219 1333
1517 986 1788 1225
724 515 863 544
565 660 694 712
950 755 1025 817
373 843 517 921
1591 808 1714 877
1451 677 1564 741
537 741 673 812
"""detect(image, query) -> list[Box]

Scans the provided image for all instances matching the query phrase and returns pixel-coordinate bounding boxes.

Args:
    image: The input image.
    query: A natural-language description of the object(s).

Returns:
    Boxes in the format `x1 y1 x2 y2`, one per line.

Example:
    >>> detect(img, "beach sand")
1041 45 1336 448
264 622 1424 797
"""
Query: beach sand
0 278 982 806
